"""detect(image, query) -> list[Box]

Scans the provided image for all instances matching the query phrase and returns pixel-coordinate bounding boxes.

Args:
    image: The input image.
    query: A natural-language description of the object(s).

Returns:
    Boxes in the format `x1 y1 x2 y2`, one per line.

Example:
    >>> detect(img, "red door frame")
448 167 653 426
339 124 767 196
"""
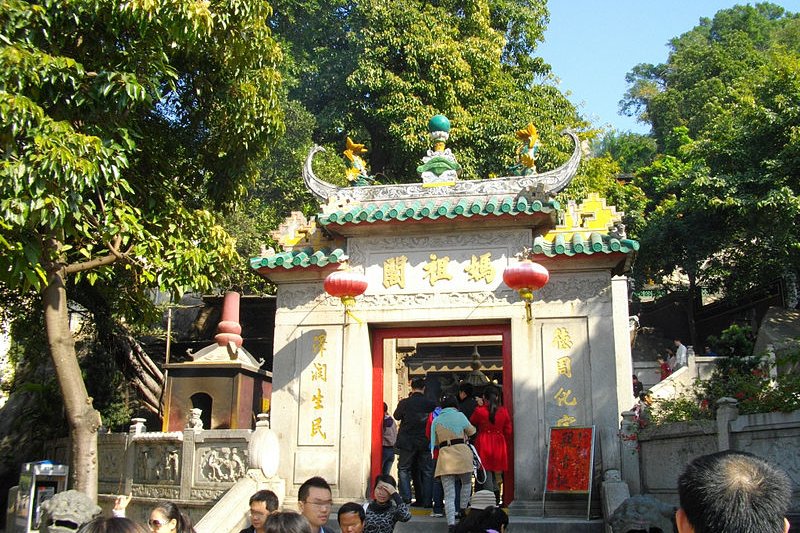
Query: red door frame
370 323 514 503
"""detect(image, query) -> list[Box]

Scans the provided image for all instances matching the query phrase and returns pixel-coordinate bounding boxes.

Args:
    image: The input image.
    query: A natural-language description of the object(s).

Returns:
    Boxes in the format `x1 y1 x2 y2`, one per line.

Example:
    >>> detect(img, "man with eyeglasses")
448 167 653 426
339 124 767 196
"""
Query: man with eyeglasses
298 476 334 533
240 489 279 533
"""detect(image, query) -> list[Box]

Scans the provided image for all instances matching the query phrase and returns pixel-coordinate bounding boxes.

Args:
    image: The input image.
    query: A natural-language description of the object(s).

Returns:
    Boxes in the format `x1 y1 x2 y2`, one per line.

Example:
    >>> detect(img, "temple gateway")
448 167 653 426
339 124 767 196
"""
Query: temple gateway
250 116 638 515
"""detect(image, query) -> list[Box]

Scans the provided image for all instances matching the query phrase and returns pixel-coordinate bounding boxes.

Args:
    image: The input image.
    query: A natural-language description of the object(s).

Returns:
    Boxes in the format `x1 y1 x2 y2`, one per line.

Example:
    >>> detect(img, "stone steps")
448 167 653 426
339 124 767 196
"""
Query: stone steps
393 514 604 532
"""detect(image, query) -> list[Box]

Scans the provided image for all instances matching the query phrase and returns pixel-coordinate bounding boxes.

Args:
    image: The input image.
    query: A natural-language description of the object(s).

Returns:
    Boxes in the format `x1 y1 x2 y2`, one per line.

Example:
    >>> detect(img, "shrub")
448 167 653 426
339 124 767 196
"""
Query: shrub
650 349 800 423
651 392 712 424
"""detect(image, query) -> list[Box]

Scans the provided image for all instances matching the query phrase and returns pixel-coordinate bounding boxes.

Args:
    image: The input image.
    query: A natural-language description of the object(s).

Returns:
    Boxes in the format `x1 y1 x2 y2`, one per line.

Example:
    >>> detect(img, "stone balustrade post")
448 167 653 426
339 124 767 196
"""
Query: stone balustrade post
619 410 641 495
129 417 146 434
716 397 739 452
181 418 198 500
125 418 146 495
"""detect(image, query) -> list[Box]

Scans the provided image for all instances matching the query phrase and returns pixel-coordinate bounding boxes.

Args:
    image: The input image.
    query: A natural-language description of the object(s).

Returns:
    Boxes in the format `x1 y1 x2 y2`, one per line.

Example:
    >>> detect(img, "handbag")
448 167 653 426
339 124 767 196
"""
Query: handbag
468 442 487 484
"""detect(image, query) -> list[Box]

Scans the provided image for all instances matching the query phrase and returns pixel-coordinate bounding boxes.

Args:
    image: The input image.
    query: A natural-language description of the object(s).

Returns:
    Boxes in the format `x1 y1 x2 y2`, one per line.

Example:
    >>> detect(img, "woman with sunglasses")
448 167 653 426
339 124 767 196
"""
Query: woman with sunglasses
114 496 195 533
78 517 150 533
147 501 196 533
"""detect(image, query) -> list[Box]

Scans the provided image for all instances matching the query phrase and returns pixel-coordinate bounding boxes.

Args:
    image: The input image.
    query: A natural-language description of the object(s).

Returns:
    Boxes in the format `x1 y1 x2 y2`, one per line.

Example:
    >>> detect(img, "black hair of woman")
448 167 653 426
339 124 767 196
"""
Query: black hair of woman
78 517 149 533
264 511 312 533
150 501 196 533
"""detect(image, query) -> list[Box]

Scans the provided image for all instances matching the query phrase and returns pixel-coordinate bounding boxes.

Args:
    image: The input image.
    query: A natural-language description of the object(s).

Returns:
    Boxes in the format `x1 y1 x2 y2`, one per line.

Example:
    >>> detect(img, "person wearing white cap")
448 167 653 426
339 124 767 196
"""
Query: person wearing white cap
468 490 496 512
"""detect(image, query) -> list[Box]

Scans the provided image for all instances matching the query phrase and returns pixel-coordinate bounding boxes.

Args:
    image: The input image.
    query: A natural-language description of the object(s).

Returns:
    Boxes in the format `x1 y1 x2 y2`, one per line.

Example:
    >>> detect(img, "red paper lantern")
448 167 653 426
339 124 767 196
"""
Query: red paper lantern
324 267 368 311
502 260 549 321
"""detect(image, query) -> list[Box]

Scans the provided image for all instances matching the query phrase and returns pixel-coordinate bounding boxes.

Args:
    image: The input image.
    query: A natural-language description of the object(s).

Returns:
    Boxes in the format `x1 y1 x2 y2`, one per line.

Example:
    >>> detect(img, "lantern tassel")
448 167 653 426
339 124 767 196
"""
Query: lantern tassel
519 288 534 323
341 296 363 325
345 308 363 325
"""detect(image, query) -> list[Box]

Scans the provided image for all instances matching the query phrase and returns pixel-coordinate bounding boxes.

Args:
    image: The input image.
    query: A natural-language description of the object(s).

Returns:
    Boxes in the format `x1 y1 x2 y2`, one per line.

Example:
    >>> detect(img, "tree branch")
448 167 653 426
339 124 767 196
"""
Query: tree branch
64 235 124 274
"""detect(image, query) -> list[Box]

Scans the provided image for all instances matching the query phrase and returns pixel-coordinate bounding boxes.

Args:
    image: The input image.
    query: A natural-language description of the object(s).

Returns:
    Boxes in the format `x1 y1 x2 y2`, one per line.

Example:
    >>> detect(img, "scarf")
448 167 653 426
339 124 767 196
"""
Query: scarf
367 499 393 514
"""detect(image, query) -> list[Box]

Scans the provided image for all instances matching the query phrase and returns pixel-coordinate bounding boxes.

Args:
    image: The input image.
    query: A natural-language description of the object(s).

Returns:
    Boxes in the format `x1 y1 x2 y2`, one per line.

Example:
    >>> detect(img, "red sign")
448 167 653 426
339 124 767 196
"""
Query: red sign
545 427 594 493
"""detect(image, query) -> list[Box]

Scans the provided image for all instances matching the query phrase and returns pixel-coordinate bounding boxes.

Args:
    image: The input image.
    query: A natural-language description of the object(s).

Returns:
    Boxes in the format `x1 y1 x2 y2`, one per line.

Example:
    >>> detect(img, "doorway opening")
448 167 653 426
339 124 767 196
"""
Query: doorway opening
370 323 514 503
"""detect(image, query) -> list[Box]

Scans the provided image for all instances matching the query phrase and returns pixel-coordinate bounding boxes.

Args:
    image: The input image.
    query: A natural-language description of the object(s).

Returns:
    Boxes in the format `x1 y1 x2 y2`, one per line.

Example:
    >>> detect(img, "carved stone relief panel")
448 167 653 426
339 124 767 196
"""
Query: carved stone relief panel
131 485 181 500
640 435 716 492
277 283 331 311
190 488 227 500
358 289 516 310
733 429 800 485
196 446 248 483
133 444 181 484
538 274 610 304
98 444 127 483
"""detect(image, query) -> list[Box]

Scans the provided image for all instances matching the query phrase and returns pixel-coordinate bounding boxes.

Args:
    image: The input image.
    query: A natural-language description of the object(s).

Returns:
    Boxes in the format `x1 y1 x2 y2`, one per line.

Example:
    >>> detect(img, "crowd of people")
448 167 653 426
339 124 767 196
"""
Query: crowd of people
78 447 792 533
391 377 512 532
42 372 795 533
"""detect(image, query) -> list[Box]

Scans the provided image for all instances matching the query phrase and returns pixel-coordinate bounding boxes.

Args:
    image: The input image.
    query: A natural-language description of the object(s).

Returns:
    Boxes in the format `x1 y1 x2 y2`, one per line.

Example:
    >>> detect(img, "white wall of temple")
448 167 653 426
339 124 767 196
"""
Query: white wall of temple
267 229 632 502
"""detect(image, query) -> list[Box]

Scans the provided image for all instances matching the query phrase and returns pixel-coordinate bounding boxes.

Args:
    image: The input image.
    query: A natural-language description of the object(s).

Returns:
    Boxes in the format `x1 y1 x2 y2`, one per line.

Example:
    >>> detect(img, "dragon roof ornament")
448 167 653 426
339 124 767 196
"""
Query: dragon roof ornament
303 119 581 209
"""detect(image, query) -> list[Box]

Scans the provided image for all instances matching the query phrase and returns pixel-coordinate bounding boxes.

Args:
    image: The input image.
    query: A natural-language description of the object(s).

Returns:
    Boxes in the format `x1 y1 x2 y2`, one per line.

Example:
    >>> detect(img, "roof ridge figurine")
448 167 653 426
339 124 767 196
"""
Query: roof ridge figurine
302 115 582 211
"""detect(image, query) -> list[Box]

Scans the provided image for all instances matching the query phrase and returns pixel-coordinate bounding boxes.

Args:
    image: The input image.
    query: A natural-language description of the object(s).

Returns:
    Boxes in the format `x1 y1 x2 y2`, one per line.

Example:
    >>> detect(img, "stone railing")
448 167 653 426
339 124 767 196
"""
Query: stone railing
44 414 281 529
617 399 800 510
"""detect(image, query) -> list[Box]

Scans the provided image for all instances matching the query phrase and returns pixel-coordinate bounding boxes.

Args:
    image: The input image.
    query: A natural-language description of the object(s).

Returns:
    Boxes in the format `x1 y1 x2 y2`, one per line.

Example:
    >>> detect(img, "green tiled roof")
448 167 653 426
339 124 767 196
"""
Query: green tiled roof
532 233 639 257
318 196 560 226
250 247 347 271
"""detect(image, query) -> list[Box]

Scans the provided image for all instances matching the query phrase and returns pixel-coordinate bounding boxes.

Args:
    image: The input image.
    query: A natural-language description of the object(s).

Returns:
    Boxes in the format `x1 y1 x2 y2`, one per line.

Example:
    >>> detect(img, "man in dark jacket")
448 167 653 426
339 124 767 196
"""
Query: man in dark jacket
394 377 436 506
457 382 478 420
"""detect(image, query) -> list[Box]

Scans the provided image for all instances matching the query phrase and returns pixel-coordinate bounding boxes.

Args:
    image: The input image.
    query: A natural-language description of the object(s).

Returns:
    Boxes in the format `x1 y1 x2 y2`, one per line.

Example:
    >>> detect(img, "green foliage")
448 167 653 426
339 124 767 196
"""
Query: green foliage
80 326 133 430
595 130 658 174
705 324 755 358
0 1 284 483
621 4 800 299
270 0 584 183
651 392 712 425
0 0 283 306
652 348 800 424
3 311 68 436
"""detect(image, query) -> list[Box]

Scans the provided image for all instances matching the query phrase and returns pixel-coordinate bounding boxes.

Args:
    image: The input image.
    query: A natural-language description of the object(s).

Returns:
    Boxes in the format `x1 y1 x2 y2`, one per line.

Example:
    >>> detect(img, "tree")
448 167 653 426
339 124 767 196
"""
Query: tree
620 3 800 316
0 0 282 498
595 130 657 175
270 0 584 183
621 4 798 148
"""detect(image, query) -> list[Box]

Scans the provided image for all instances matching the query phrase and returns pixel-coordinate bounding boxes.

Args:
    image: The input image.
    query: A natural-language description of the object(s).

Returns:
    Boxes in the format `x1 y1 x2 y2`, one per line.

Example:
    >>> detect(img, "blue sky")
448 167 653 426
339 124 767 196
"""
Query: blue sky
537 0 800 134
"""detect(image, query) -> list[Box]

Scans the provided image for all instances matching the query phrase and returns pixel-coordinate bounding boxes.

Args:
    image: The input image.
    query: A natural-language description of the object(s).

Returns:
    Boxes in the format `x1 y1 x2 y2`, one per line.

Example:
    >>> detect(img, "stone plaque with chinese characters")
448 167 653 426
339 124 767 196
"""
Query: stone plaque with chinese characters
350 230 530 295
297 327 342 446
540 318 591 429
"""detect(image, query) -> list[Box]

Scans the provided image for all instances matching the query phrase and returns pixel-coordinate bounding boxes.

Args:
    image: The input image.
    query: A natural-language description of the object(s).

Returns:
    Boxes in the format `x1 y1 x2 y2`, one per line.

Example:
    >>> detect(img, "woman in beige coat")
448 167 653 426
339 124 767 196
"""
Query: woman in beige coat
430 394 476 532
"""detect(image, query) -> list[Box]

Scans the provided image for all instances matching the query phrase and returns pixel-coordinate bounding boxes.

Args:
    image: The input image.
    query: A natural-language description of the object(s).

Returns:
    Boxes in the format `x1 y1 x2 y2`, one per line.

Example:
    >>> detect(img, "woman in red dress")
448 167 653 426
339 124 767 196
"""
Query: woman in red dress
469 386 512 506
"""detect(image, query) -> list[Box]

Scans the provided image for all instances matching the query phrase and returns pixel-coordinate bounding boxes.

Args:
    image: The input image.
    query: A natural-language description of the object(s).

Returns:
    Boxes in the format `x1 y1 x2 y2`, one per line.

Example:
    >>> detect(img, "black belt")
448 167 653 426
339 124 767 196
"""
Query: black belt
438 438 465 448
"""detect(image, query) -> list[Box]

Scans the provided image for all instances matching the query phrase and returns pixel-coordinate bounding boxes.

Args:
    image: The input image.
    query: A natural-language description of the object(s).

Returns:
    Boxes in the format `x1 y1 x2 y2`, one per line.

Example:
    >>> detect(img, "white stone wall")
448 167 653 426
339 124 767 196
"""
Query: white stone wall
269 228 633 503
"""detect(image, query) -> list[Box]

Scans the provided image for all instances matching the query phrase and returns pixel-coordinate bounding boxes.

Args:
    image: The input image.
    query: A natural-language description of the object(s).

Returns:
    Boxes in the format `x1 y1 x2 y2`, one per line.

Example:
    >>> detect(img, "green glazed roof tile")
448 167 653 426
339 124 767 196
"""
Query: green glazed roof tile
318 196 559 227
532 233 639 257
249 247 348 271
